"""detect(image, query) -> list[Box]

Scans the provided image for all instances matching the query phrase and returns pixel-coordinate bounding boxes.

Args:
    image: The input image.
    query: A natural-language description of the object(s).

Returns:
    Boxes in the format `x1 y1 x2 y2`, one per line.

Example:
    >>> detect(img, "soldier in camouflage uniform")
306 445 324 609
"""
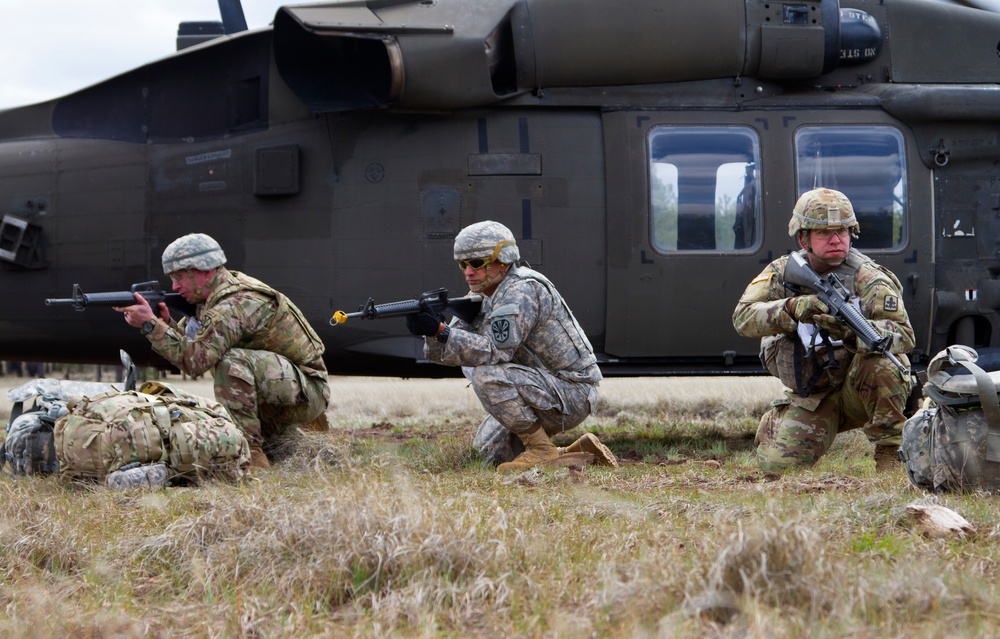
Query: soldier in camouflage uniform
732 188 914 472
116 233 330 470
405 220 615 473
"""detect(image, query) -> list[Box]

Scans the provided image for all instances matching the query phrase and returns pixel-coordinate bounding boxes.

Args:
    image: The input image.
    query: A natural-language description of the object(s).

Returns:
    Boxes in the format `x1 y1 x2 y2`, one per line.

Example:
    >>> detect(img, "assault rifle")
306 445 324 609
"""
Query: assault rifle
45 281 196 317
331 287 482 326
784 252 908 374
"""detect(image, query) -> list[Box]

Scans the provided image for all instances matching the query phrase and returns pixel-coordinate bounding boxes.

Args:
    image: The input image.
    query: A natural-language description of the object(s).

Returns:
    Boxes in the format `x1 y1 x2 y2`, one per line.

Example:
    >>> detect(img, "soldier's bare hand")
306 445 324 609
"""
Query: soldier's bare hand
113 292 156 328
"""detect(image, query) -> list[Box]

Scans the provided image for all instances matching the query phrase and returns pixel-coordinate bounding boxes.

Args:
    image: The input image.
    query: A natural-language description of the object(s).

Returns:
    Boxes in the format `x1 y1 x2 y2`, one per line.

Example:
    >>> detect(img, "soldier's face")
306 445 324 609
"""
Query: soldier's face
803 228 850 271
170 268 214 303
463 260 506 296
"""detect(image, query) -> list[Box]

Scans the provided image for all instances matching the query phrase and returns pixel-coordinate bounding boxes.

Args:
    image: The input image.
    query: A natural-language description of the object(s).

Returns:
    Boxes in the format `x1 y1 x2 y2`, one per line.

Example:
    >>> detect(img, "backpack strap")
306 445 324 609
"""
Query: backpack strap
150 404 173 439
954 357 1000 463
930 347 1000 463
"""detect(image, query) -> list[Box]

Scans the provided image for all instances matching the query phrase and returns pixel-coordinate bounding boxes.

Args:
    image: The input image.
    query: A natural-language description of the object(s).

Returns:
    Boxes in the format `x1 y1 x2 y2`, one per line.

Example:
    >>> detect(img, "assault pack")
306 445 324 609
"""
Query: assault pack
55 380 250 484
899 345 1000 492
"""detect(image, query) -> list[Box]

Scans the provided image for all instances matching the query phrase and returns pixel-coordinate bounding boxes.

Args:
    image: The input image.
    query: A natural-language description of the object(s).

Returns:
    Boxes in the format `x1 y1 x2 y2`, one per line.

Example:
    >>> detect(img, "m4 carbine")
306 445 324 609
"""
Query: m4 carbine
331 287 482 326
784 253 908 374
45 281 196 317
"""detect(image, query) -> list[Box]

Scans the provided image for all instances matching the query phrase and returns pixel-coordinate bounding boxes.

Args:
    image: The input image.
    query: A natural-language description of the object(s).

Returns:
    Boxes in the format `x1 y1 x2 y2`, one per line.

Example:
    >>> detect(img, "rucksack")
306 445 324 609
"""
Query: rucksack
54 380 250 484
899 345 1000 492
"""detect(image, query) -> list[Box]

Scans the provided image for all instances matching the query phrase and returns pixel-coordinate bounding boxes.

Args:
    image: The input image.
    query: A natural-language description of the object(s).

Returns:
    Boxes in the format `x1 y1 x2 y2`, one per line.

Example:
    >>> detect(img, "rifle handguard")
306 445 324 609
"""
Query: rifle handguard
330 289 482 327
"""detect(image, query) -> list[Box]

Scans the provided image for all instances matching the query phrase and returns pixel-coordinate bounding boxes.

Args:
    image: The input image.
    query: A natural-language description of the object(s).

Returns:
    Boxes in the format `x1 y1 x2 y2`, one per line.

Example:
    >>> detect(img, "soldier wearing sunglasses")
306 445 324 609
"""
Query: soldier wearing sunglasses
405 220 616 472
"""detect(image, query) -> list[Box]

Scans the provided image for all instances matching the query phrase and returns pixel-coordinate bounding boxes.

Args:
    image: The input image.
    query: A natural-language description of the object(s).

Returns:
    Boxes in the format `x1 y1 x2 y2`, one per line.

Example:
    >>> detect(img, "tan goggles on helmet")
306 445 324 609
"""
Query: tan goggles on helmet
455 239 515 271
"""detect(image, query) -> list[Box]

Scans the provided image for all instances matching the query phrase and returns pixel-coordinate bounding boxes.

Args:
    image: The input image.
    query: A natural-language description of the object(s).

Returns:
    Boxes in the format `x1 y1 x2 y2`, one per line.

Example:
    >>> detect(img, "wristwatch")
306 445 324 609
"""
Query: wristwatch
436 325 451 344
140 320 156 336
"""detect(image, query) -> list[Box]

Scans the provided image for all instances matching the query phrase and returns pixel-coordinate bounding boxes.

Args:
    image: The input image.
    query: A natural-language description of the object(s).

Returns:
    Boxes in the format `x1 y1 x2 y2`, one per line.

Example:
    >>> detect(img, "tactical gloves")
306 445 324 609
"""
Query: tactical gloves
813 313 851 340
786 295 829 323
405 311 444 337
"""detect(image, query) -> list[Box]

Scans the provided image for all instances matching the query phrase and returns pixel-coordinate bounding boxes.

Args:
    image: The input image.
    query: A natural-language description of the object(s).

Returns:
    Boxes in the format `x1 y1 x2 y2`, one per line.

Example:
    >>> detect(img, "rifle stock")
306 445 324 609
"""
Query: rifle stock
784 253 908 374
331 287 482 326
45 281 196 317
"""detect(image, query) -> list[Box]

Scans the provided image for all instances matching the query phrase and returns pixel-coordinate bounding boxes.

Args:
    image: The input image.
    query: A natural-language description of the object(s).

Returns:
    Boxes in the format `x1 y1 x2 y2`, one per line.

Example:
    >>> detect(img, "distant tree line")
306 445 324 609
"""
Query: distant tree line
0 361 178 382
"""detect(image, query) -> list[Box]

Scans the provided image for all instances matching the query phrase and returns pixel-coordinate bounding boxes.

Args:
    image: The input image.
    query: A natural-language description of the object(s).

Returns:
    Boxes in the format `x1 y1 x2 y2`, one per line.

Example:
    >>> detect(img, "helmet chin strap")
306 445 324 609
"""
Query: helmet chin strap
472 240 515 292
478 262 509 293
187 267 217 302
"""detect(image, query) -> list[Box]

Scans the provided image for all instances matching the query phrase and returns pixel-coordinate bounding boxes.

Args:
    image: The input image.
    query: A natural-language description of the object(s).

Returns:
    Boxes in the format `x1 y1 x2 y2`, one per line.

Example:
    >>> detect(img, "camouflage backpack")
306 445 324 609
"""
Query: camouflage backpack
54 380 250 485
899 345 1000 492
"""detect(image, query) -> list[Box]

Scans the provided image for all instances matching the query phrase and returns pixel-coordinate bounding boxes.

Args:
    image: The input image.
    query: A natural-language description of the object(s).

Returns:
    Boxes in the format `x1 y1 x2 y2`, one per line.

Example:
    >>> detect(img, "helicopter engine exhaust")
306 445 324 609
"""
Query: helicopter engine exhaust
272 0 882 112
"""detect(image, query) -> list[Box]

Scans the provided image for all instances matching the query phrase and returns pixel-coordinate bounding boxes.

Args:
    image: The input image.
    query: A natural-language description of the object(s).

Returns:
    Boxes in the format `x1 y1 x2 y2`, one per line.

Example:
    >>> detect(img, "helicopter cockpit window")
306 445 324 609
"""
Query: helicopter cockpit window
795 126 906 251
648 126 761 253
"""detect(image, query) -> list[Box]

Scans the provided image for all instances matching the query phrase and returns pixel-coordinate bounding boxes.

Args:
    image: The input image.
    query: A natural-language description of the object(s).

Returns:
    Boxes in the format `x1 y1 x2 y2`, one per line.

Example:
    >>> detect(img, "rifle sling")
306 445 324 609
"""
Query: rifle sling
792 332 836 398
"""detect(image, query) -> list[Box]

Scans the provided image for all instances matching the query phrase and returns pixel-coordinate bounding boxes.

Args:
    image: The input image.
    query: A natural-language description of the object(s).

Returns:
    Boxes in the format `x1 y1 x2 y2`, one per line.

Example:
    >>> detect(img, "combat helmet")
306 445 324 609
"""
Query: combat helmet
788 188 860 238
453 220 520 265
161 233 227 274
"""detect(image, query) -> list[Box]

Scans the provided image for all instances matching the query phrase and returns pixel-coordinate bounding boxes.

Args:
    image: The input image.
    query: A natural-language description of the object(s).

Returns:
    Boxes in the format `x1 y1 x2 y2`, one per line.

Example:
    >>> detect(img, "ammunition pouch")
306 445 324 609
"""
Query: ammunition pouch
760 332 851 397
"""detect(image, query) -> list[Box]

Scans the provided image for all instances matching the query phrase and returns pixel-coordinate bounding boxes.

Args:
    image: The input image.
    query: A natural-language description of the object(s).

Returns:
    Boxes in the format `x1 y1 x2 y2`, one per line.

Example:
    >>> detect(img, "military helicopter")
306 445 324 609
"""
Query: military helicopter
1 0 999 376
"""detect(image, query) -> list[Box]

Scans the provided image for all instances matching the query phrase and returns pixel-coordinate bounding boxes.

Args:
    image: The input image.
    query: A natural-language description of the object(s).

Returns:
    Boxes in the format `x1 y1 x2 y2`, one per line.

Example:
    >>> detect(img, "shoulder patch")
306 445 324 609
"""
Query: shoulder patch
751 272 773 286
884 295 899 313
491 318 511 343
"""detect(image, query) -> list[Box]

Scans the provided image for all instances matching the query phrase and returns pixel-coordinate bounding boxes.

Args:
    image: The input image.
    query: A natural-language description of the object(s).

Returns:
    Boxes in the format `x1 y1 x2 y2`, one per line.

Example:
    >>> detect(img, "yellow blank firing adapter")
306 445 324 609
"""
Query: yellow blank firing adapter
330 310 349 326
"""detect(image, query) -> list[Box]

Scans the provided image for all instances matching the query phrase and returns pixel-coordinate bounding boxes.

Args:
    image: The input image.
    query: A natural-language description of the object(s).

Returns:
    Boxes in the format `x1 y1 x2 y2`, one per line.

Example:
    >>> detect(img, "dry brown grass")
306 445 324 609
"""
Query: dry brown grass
0 374 998 638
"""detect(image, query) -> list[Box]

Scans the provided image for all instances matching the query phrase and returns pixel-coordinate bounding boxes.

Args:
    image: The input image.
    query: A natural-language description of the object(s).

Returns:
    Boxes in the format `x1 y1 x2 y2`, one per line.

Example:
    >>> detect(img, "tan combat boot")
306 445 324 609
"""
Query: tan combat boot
873 444 899 473
497 425 559 473
249 445 271 472
557 433 618 467
300 412 330 432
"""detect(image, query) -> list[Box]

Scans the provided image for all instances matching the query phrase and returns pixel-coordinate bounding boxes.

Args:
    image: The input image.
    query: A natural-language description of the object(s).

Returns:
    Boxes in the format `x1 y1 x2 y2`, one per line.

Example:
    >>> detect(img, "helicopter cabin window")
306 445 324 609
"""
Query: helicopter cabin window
795 127 906 250
648 127 761 253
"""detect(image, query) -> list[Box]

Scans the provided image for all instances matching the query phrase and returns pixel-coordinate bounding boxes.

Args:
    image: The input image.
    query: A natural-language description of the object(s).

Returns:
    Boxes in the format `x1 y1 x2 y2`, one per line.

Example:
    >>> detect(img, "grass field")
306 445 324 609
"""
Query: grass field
0 374 998 638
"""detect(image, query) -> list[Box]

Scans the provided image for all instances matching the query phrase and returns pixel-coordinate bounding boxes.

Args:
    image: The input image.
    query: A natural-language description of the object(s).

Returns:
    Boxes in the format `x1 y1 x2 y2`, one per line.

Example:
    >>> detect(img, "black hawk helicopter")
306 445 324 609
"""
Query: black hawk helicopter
2 0 999 376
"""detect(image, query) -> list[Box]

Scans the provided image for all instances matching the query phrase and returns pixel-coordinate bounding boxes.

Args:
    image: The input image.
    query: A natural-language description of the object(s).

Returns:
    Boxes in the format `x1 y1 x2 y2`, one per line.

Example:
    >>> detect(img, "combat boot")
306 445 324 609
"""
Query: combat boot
497 425 559 473
557 432 618 467
874 444 900 473
249 445 271 472
300 412 330 432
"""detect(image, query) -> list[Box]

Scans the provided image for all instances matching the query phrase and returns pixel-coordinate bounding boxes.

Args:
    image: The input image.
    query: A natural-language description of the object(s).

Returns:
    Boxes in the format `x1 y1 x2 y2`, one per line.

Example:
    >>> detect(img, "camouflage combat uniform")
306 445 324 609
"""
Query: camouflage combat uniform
144 267 329 447
733 247 914 470
423 264 602 440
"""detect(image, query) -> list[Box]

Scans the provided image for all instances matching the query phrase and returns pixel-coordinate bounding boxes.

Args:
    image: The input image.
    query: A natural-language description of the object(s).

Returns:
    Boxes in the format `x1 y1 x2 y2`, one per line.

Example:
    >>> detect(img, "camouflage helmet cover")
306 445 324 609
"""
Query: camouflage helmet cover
161 233 227 274
788 188 860 238
453 220 520 264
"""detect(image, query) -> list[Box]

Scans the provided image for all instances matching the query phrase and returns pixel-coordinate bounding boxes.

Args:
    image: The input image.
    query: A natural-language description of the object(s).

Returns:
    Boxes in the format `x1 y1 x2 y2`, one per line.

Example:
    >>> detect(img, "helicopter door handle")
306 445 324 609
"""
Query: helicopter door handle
907 272 919 297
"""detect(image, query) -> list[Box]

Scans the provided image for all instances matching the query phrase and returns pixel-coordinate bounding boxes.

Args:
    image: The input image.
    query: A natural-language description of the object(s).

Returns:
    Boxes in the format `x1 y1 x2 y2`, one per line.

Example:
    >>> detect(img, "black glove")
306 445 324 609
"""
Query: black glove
405 312 443 337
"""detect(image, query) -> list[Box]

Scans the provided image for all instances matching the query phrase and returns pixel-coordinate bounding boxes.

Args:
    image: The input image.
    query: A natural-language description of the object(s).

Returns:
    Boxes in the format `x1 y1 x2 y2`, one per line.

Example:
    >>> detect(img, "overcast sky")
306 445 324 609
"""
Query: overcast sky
2 0 1000 111
0 0 285 110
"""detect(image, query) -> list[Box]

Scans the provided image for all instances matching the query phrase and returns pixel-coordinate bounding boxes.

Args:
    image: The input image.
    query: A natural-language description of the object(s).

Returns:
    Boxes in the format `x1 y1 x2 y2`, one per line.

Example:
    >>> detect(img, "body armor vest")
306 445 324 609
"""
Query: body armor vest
204 270 327 375
480 266 600 380
763 249 868 395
